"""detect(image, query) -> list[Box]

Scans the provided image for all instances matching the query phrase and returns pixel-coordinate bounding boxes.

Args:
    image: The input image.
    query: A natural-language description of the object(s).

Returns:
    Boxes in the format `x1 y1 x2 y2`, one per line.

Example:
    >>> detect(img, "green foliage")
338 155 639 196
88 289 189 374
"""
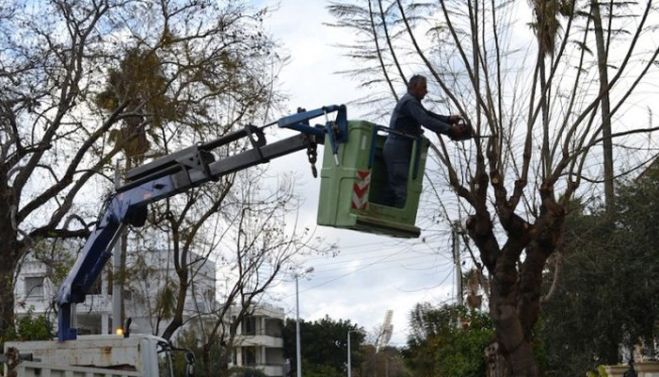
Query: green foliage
282 315 365 377
95 48 175 121
360 345 409 377
435 326 494 377
301 361 343 377
541 164 659 376
586 365 609 377
403 303 494 377
155 279 179 320
16 312 52 341
95 48 175 162
1 310 53 346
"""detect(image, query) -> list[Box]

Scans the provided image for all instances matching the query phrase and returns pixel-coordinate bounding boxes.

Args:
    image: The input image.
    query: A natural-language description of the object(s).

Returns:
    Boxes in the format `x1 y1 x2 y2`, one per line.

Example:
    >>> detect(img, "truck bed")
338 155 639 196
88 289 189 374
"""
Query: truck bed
11 360 142 377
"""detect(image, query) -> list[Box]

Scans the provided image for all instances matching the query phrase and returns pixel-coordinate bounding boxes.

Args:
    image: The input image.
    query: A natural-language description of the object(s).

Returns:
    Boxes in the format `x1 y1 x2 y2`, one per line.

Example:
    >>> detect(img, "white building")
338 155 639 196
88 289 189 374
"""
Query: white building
230 303 286 377
125 248 218 336
14 248 287 377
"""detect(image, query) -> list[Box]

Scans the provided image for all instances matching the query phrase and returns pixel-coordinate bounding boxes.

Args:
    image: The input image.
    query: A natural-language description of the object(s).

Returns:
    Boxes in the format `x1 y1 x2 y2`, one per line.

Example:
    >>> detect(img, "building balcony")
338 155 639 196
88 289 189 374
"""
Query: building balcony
76 294 112 314
235 334 283 348
230 362 284 377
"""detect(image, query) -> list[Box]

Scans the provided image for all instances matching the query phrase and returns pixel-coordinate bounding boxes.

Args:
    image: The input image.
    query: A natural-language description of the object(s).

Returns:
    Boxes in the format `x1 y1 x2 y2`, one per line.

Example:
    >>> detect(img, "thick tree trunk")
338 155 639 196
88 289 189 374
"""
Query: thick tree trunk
161 286 186 340
161 254 188 340
485 342 509 377
507 341 539 377
490 287 540 377
160 223 188 341
0 217 20 336
0 262 17 337
486 214 563 376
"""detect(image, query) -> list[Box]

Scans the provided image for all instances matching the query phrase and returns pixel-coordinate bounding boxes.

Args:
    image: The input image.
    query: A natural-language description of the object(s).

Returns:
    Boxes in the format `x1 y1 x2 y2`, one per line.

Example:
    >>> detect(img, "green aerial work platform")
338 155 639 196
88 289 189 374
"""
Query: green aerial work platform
317 120 430 238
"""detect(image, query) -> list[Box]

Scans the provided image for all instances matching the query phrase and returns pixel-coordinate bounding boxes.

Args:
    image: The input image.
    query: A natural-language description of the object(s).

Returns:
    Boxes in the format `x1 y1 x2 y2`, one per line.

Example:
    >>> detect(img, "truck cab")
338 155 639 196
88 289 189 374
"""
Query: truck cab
4 334 179 377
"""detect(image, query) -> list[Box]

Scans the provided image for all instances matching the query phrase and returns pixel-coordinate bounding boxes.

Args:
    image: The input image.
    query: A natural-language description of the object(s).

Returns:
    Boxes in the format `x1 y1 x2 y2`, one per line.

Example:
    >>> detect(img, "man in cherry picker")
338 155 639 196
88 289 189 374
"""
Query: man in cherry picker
383 74 472 207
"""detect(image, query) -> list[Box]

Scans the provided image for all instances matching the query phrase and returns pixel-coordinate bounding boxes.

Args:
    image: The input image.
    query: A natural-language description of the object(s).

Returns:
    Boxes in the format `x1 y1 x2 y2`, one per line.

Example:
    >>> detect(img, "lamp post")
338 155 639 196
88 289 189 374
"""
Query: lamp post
295 267 314 377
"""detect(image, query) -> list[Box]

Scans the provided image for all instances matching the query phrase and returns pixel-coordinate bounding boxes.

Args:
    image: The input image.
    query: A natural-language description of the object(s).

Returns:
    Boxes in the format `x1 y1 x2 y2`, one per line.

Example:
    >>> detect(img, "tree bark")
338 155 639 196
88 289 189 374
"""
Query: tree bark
0 208 20 335
486 208 564 376
0 168 20 333
160 275 188 340
161 225 189 340
490 277 541 377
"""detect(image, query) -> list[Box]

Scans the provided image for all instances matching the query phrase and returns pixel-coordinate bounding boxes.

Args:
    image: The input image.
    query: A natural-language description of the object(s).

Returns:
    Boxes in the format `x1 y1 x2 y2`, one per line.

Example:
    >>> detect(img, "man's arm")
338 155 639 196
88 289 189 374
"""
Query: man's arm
428 111 453 124
405 100 452 134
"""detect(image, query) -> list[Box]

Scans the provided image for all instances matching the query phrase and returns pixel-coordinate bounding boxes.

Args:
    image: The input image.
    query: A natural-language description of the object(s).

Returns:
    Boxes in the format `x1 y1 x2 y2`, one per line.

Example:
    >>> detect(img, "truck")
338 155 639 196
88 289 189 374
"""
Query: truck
4 105 431 376
4 334 190 376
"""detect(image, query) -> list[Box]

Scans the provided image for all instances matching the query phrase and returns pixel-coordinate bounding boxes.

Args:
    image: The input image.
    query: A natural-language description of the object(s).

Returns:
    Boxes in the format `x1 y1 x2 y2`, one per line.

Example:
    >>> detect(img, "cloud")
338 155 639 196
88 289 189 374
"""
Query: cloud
261 0 361 111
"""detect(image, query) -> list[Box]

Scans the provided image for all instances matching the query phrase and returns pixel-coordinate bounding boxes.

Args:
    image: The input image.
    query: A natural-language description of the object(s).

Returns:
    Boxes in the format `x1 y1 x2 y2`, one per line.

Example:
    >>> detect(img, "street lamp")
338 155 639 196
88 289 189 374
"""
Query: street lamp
295 267 314 377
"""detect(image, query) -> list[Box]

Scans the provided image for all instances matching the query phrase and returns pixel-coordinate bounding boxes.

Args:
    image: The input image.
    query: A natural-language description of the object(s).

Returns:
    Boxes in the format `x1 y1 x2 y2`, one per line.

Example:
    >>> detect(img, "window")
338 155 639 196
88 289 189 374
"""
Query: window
25 276 44 298
242 316 256 335
243 347 256 366
265 318 283 337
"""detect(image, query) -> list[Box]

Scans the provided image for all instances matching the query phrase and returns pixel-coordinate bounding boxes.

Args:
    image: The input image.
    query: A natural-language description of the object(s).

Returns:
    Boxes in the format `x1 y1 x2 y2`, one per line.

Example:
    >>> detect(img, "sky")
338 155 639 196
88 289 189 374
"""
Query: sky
252 0 460 348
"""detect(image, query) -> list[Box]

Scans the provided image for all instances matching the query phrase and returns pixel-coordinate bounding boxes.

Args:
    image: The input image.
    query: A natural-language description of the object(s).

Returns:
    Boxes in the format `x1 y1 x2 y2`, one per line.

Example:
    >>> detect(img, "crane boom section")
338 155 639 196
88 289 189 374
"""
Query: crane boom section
57 106 347 341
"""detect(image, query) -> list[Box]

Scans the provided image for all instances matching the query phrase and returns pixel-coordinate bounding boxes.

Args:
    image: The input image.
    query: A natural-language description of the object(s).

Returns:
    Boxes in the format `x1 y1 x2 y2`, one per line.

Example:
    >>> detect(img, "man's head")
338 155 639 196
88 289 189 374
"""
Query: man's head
407 75 428 100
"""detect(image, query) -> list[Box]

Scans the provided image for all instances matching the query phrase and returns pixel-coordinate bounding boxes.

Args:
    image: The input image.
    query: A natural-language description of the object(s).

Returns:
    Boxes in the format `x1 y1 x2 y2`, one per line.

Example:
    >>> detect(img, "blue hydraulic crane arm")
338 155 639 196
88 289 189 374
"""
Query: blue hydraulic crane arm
56 105 347 341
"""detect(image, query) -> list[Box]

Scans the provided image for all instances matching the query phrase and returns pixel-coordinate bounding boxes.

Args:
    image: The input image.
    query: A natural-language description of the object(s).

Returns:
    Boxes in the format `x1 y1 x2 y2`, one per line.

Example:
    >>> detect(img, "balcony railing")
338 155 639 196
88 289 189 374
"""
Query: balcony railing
239 328 282 337
234 335 283 349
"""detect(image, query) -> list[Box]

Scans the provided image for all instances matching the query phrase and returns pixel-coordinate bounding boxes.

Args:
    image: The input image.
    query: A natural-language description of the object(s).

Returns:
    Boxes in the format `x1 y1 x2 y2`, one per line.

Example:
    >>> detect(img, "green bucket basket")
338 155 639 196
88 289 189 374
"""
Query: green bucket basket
316 120 429 238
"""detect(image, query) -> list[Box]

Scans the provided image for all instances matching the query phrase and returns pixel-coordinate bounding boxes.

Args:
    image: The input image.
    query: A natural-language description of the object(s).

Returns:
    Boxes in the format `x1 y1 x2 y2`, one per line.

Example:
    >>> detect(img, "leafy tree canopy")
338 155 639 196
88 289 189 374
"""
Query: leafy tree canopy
541 161 659 376
283 315 365 377
404 303 494 377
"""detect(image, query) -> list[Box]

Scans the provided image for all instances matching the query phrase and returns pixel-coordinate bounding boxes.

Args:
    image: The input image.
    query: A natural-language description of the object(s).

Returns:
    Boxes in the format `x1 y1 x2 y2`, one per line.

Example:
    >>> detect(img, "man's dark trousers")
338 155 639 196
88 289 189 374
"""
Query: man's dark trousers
383 136 413 208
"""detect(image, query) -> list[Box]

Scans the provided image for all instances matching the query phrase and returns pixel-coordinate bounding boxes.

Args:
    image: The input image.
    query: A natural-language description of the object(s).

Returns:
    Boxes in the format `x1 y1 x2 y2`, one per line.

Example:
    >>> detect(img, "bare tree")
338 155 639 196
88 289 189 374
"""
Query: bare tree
1 0 124 335
0 0 281 336
196 173 322 377
134 166 326 376
330 0 659 374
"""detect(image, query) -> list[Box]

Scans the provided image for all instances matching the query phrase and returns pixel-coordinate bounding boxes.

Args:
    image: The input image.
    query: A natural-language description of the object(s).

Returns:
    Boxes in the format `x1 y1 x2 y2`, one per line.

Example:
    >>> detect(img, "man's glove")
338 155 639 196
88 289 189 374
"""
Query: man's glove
448 115 462 124
448 122 474 141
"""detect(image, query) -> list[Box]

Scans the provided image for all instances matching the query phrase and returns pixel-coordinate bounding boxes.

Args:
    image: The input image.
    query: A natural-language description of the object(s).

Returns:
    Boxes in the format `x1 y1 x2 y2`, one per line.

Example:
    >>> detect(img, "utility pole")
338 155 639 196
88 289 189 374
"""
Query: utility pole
452 221 463 306
295 267 313 377
295 274 302 377
112 161 124 334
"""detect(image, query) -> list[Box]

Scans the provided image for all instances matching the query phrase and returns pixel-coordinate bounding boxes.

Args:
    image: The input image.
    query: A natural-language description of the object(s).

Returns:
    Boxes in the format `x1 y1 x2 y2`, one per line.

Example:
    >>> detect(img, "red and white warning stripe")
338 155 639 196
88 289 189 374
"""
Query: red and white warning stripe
352 170 371 210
